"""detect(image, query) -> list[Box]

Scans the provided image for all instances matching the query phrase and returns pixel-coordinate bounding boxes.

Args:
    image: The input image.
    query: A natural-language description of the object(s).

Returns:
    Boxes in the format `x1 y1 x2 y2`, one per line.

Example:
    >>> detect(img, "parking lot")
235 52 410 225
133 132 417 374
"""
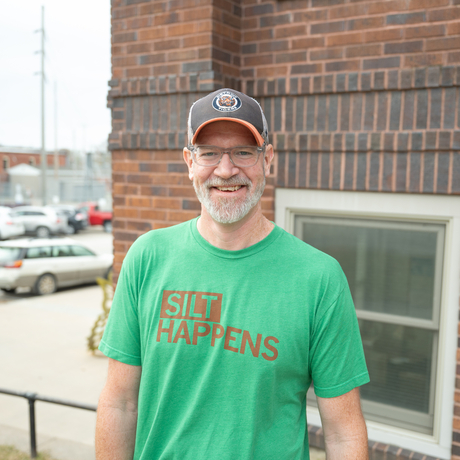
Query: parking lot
0 227 113 460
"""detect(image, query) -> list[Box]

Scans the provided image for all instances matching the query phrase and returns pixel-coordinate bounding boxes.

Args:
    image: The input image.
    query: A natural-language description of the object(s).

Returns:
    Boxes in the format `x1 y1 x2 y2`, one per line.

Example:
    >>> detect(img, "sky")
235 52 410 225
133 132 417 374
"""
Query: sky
0 1 111 153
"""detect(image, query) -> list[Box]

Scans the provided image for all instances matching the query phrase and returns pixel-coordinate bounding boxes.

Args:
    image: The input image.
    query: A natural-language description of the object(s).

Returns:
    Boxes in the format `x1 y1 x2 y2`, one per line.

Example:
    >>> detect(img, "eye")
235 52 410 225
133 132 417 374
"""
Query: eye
197 149 220 159
234 149 256 158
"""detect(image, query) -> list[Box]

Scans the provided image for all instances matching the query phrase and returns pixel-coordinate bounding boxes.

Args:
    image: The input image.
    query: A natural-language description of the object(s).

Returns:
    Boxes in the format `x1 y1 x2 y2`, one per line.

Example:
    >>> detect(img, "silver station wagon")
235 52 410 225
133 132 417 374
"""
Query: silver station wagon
0 237 113 295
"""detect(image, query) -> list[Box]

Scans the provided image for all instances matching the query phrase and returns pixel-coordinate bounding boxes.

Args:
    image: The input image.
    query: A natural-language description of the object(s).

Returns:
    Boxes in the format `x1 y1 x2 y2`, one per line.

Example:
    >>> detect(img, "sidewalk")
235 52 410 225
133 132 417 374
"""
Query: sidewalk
0 285 108 460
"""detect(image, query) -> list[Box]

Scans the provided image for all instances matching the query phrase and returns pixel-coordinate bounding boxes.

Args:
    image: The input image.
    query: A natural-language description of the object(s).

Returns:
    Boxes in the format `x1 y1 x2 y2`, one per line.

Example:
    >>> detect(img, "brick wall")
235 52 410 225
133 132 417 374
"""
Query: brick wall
241 0 460 79
253 67 460 194
109 1 460 458
111 0 242 88
111 0 460 82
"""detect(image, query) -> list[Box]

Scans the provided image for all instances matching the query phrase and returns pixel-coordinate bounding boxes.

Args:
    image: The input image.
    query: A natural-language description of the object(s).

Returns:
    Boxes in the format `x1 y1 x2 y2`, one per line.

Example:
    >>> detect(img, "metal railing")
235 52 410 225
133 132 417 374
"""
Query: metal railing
0 387 97 458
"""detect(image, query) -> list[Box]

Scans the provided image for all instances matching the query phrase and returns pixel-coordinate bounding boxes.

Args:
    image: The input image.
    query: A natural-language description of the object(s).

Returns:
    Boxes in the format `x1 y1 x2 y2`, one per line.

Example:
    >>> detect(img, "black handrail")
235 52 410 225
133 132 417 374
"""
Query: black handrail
0 387 97 458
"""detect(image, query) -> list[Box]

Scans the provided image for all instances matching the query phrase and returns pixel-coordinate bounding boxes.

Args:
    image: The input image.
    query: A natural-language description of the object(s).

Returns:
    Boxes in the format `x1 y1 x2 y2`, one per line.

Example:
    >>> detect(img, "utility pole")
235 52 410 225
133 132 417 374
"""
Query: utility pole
54 81 58 180
39 6 46 205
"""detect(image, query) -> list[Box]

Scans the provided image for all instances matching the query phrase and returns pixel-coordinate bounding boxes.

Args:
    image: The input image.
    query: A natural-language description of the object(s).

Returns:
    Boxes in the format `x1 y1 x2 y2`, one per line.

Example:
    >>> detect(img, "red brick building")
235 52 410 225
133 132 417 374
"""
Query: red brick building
108 1 460 458
0 148 68 181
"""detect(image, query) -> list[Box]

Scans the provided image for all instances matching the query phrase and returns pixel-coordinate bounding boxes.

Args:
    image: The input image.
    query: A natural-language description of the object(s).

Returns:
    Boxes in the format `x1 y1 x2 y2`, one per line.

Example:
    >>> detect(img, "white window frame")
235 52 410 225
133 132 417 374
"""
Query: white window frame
298 216 444 434
275 188 460 460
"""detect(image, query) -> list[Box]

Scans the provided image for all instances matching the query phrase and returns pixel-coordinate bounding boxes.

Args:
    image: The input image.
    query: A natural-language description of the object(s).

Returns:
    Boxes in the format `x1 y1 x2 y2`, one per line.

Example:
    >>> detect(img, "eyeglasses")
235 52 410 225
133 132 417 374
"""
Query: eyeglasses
188 144 266 167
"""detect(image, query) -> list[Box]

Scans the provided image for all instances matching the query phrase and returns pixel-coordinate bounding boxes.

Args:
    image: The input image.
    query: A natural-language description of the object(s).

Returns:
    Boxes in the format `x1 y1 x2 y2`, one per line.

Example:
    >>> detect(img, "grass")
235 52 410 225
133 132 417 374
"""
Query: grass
0 445 57 460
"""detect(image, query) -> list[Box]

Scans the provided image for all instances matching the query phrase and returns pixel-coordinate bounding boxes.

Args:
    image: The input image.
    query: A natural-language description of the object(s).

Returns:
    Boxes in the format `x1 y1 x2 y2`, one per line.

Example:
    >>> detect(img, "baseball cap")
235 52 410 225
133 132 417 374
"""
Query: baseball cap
187 88 269 147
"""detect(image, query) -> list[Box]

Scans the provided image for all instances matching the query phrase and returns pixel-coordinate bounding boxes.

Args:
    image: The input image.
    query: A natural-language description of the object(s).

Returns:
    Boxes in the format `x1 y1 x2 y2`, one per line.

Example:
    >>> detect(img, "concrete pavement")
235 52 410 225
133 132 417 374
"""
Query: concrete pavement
0 284 108 460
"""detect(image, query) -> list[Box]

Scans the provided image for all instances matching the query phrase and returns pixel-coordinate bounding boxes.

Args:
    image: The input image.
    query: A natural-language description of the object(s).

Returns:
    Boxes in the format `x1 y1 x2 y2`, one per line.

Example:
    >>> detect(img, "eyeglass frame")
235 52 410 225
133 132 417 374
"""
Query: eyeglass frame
186 143 267 168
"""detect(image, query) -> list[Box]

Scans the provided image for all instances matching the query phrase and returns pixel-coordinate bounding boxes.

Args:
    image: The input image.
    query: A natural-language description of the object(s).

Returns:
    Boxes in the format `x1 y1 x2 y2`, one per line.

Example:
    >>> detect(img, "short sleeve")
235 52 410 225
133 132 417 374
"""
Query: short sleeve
99 246 142 366
309 276 369 398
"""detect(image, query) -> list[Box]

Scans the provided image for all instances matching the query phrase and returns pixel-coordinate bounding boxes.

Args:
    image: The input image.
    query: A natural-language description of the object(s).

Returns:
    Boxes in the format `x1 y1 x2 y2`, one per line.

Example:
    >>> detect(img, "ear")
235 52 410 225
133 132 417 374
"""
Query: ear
183 147 194 180
263 144 274 177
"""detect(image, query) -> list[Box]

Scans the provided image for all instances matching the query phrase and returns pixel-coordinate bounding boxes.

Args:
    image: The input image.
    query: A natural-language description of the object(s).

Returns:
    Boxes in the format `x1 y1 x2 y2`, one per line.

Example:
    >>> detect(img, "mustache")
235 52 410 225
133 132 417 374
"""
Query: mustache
203 176 252 188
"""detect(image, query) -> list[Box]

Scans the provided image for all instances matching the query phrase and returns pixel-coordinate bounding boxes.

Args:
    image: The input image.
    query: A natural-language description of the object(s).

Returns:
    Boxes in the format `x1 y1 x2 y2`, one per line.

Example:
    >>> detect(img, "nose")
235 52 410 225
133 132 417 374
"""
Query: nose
214 152 240 179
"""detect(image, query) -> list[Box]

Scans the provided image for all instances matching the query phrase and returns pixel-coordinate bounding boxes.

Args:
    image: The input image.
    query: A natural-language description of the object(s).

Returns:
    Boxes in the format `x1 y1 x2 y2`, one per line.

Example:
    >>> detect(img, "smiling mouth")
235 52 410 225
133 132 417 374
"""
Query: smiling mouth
214 185 243 192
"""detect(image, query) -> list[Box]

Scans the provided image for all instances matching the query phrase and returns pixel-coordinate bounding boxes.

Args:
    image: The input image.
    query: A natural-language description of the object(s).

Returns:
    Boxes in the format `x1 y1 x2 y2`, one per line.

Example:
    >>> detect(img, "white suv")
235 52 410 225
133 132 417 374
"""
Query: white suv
10 206 68 238
0 206 25 240
0 237 113 295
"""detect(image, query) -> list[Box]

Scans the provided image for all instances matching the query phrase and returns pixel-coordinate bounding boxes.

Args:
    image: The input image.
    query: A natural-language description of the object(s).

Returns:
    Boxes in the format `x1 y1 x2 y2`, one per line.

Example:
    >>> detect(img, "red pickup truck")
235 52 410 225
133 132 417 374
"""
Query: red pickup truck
78 202 113 233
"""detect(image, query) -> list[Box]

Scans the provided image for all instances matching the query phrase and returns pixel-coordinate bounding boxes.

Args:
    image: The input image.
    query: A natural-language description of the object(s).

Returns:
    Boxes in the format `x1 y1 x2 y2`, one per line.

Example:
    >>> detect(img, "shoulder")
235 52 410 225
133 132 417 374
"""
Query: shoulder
272 226 348 297
131 219 192 248
276 226 342 271
123 219 194 262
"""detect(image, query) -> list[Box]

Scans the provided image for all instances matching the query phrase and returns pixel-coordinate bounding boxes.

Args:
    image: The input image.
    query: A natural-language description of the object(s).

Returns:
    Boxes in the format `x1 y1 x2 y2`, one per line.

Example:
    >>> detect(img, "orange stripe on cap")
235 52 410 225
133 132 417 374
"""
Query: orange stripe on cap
191 117 265 147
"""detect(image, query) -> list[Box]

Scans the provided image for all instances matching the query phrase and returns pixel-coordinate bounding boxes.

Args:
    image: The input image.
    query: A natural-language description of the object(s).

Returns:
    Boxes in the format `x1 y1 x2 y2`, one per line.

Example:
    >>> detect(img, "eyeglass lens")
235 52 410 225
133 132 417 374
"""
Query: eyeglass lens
194 146 260 167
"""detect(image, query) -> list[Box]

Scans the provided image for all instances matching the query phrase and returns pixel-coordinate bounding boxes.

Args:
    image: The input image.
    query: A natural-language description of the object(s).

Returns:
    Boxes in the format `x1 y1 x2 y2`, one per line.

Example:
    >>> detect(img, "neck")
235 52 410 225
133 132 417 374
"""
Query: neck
197 204 274 251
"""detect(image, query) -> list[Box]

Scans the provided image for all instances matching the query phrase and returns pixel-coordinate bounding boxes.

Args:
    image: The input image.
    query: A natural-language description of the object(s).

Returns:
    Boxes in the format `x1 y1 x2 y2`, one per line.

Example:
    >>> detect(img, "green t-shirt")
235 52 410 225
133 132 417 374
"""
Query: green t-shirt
100 218 369 460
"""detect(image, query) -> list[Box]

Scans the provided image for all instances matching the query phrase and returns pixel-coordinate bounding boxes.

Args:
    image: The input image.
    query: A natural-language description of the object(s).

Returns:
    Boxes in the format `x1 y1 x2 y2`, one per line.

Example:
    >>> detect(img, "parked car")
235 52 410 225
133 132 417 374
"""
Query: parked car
9 206 68 238
0 237 113 295
49 204 88 234
78 202 112 233
0 206 25 240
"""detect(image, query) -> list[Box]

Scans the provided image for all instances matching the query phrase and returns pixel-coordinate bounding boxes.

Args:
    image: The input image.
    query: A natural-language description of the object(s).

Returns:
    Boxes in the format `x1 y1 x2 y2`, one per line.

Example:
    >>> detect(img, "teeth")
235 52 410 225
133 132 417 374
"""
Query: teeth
216 186 242 191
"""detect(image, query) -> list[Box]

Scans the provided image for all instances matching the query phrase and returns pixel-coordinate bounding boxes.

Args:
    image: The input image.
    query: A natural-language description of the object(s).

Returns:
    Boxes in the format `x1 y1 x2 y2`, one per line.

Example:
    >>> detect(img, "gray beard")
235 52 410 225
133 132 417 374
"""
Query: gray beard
193 175 265 224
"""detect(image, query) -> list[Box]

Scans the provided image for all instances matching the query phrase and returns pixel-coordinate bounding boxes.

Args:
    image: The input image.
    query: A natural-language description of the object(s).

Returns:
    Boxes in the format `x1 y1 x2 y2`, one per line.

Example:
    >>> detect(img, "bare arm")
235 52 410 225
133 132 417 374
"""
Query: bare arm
316 388 368 460
96 358 142 460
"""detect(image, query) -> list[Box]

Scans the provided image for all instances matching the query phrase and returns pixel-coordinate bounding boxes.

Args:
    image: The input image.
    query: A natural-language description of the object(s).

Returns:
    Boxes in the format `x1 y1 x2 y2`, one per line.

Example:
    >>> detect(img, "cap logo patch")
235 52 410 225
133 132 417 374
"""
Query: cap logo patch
212 91 242 112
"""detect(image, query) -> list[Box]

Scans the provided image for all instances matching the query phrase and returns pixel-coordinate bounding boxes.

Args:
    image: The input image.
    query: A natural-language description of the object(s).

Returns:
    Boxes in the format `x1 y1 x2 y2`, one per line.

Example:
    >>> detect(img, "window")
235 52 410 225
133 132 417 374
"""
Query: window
276 189 460 458
26 211 45 216
2 156 9 171
29 157 36 166
70 245 95 256
52 245 72 257
297 216 444 435
26 247 52 259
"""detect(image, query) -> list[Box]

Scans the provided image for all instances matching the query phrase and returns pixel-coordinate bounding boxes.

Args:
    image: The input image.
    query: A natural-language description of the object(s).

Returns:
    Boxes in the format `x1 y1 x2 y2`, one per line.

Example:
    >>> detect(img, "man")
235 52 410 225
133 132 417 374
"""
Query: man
96 88 370 460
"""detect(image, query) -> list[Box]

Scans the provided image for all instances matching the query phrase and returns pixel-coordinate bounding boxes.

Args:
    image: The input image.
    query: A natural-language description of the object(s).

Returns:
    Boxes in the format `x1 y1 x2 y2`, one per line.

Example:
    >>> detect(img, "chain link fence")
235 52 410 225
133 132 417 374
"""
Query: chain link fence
0 173 111 207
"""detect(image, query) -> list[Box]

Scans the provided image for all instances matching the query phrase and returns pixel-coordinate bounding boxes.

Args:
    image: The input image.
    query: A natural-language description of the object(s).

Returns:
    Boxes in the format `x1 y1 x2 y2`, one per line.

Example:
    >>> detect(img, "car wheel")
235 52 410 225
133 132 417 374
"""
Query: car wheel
103 220 112 233
36 226 51 238
34 273 57 295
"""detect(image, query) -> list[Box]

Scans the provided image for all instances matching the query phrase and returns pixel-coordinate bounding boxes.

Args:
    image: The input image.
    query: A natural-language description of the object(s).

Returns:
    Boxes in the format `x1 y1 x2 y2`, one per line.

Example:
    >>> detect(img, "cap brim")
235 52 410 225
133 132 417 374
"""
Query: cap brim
191 118 265 147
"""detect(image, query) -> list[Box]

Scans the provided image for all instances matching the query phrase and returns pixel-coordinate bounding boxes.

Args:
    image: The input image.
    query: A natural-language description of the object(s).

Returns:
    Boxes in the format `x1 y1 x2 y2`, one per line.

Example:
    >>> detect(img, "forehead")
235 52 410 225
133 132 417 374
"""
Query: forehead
195 121 257 145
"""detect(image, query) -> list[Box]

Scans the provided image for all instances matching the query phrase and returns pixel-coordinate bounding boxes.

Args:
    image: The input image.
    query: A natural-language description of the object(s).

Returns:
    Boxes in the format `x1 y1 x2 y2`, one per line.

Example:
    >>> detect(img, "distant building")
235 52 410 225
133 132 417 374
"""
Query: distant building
0 147 111 205
0 147 68 182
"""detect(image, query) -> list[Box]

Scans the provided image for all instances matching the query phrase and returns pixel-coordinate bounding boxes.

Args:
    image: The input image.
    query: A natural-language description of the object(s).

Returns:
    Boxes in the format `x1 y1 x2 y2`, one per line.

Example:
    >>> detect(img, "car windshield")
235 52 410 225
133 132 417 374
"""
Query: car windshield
0 247 22 264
